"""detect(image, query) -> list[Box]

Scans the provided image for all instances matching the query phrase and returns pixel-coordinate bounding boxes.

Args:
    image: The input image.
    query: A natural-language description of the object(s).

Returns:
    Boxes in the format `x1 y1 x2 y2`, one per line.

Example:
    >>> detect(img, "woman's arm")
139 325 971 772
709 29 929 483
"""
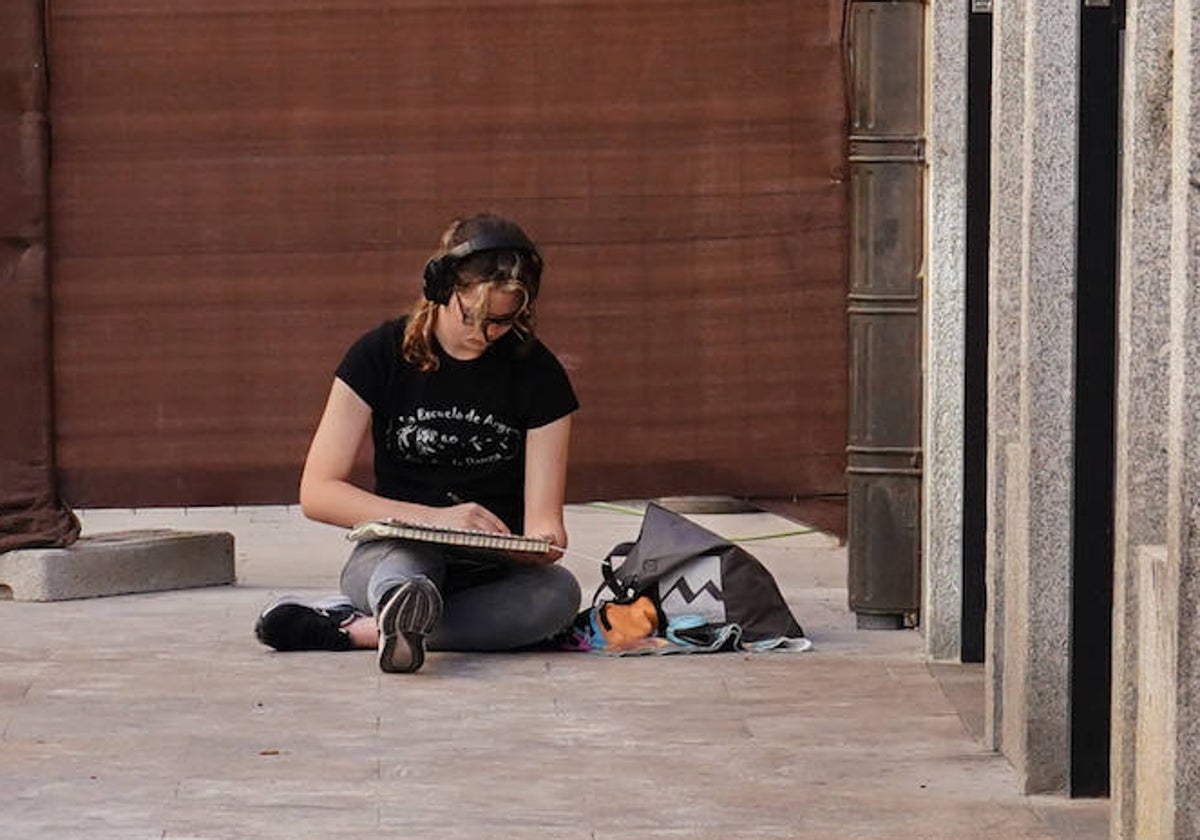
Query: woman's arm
518 413 573 560
299 378 508 532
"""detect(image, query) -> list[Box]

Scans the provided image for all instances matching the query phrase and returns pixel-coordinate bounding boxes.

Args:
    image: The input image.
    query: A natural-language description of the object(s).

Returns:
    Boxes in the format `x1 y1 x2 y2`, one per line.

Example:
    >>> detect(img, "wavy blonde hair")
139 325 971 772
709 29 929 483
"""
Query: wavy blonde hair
402 214 542 371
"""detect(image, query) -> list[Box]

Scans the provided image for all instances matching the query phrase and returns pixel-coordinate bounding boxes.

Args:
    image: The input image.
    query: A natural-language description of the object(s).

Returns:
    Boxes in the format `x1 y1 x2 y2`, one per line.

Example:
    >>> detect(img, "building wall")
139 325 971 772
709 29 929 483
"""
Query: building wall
43 0 849 508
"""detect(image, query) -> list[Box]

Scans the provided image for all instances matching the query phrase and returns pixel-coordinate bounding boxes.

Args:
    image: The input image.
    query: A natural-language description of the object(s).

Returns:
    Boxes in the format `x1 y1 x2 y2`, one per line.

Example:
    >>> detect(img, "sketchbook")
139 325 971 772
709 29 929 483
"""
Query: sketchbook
346 518 553 554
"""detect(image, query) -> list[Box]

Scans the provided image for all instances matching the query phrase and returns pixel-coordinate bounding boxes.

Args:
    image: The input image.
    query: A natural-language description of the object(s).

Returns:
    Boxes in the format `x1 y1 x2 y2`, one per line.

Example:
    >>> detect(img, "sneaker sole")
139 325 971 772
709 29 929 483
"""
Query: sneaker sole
377 579 442 674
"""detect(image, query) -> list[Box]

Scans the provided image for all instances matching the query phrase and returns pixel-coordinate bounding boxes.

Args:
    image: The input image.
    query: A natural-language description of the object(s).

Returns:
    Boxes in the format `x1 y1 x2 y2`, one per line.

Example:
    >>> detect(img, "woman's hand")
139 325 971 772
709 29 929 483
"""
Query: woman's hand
425 502 510 534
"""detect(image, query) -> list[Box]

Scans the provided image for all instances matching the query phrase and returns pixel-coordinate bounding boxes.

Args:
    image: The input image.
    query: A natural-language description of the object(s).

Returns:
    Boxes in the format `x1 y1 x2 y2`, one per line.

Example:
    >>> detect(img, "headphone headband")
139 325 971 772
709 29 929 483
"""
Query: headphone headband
422 228 540 305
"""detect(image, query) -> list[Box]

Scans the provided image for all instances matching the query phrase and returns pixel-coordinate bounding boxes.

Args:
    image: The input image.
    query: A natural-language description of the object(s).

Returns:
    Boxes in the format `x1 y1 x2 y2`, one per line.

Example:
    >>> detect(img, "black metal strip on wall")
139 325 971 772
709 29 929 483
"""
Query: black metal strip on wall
1070 0 1124 799
962 0 993 665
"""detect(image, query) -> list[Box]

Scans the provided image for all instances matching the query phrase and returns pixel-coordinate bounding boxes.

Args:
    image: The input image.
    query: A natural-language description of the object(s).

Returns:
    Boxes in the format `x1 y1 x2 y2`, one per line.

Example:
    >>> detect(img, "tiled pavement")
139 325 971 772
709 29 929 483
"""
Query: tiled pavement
0 503 1108 839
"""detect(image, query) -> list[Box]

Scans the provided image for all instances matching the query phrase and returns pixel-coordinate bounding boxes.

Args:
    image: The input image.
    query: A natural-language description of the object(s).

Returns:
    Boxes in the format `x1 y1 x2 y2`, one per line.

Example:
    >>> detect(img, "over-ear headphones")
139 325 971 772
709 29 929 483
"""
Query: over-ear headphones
422 228 541 305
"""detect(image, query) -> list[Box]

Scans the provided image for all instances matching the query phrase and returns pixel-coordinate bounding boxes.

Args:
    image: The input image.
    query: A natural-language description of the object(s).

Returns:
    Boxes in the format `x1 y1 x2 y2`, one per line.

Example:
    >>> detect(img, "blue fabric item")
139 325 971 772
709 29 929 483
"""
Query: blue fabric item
663 614 707 646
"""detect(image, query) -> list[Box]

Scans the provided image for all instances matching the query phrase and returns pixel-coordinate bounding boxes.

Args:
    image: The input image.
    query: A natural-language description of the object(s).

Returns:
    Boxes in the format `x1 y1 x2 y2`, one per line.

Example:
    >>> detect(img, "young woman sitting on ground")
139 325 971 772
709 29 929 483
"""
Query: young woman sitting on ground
254 213 581 674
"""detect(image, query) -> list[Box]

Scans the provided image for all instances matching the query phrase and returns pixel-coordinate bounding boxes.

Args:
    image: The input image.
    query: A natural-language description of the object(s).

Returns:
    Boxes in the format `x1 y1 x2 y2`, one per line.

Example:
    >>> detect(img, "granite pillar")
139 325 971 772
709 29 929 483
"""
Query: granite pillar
922 0 969 662
983 0 1078 794
1112 3 1200 836
1110 0 1175 834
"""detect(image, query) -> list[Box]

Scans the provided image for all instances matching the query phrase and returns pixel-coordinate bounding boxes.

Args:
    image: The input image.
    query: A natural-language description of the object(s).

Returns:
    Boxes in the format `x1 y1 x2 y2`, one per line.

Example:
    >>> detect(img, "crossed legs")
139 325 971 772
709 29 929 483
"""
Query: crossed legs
338 539 581 652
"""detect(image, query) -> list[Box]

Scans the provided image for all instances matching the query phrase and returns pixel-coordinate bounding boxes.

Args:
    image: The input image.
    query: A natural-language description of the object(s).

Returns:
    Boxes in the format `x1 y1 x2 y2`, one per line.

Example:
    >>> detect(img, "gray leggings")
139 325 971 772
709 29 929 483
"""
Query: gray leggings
339 539 582 651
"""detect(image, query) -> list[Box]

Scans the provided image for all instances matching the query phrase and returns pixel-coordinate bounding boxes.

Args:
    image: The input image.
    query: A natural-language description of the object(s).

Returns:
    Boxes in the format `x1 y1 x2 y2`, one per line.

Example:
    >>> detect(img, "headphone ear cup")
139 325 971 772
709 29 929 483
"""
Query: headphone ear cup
422 256 453 304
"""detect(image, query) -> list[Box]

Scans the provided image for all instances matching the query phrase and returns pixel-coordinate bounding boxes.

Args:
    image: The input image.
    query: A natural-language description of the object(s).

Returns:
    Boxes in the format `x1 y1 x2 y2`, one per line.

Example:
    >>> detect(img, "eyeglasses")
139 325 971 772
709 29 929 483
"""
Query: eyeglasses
454 291 521 336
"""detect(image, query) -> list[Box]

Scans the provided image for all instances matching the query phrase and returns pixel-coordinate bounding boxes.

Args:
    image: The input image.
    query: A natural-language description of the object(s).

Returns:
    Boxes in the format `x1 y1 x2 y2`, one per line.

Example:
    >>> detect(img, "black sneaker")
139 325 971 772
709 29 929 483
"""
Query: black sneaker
255 595 361 652
376 577 443 674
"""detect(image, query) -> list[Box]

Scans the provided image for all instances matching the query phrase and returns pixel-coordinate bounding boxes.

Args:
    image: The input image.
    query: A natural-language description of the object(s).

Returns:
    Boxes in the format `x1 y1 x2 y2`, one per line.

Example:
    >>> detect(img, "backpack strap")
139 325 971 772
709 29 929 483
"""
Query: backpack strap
593 541 638 605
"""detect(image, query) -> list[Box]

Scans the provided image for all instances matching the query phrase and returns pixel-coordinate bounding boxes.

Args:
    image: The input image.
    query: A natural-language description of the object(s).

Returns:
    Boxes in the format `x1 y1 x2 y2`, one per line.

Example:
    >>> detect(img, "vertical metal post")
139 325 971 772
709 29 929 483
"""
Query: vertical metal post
845 0 925 629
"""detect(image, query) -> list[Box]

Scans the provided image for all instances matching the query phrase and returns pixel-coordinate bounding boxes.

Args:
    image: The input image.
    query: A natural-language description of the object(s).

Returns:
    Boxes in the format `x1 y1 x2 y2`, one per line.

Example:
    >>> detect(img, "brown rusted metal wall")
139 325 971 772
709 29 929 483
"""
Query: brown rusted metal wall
0 0 80 549
47 0 848 507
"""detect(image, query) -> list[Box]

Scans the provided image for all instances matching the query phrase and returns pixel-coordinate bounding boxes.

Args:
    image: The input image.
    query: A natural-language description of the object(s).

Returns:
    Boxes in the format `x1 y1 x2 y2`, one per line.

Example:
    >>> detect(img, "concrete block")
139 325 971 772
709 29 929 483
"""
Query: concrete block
0 529 235 601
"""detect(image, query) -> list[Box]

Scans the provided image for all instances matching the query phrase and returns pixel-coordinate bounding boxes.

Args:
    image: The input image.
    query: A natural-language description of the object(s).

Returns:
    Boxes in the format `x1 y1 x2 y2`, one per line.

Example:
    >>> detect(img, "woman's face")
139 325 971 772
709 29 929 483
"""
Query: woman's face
434 282 524 360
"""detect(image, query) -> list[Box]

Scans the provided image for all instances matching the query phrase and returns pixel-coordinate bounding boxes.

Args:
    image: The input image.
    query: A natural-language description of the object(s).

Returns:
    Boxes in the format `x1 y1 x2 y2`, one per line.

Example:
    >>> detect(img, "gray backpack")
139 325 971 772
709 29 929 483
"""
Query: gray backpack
597 502 805 644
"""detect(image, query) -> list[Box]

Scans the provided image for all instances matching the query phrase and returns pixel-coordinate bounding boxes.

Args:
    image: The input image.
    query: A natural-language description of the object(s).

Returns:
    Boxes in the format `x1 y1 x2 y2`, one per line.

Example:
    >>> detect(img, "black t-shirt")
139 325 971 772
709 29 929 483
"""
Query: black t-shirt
335 318 579 533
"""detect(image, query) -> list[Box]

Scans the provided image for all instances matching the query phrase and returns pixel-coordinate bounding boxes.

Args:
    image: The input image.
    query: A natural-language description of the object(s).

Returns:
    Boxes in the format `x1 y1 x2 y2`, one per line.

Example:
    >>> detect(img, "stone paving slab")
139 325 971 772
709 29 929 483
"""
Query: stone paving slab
0 503 1108 839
